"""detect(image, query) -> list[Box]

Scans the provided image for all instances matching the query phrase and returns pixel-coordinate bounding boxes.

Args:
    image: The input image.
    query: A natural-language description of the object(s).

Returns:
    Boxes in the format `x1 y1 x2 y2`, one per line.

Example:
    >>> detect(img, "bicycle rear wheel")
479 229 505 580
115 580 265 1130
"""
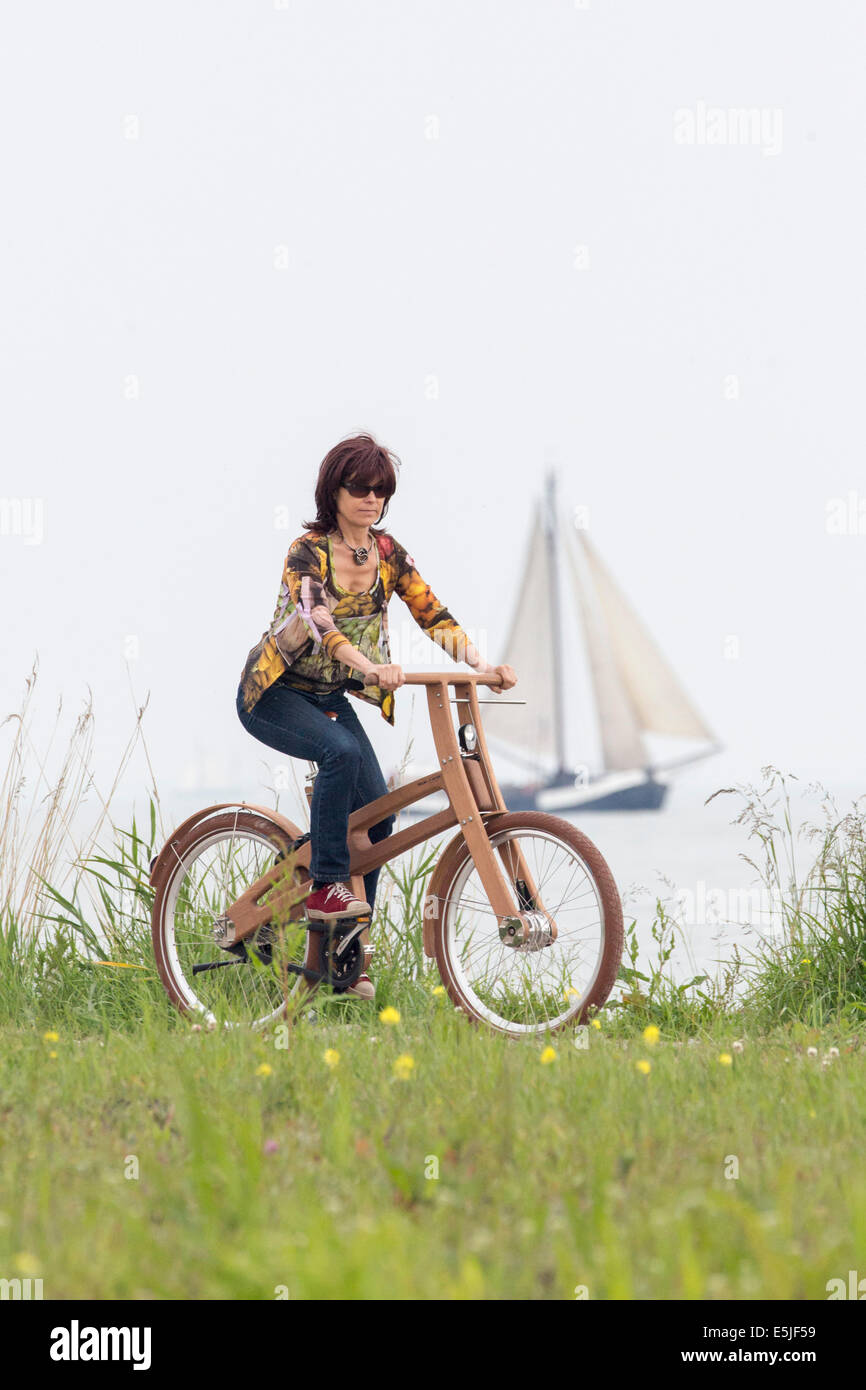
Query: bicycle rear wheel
432 812 623 1038
151 810 315 1028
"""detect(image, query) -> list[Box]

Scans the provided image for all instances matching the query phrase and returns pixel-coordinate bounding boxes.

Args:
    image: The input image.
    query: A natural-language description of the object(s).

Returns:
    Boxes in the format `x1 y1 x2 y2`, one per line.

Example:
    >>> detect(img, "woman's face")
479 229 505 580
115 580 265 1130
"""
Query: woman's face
336 475 390 529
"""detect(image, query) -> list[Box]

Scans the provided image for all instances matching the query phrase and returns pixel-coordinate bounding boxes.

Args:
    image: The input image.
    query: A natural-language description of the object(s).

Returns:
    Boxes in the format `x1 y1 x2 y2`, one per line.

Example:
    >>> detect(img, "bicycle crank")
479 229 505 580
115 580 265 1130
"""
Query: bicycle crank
319 928 364 992
193 940 250 974
195 913 372 990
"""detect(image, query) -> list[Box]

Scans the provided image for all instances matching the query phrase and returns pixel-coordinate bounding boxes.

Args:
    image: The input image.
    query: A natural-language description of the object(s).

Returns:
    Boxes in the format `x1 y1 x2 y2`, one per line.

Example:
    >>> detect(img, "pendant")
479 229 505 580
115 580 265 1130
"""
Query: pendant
352 546 369 565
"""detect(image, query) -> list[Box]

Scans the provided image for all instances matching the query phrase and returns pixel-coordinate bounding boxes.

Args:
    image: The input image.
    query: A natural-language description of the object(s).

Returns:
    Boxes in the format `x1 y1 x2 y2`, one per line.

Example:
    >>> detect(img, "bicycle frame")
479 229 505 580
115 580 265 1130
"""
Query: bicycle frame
222 673 551 947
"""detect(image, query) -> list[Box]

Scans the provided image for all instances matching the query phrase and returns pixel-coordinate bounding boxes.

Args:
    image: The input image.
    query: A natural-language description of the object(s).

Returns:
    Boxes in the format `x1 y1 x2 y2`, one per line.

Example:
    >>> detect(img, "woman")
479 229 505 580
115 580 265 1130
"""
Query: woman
235 433 516 999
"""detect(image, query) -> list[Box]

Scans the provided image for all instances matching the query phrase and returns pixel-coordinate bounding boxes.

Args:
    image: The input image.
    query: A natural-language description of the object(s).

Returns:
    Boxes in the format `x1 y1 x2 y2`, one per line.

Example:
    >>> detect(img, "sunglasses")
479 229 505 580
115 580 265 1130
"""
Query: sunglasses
342 479 390 499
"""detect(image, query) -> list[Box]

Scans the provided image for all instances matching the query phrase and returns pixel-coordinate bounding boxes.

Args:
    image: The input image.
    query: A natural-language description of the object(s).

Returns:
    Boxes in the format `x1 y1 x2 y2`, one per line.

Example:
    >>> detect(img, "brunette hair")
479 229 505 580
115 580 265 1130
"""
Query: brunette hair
302 433 401 536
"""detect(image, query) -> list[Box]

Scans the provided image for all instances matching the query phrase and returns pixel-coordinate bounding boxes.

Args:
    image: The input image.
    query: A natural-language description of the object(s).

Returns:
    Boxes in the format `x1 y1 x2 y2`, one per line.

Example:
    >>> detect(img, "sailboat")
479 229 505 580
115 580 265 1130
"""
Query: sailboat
404 471 721 815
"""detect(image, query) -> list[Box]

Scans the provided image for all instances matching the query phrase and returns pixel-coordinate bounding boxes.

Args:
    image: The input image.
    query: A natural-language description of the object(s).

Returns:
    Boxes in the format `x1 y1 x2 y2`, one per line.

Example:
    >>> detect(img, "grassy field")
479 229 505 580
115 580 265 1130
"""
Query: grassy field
2 674 866 1299
1 1004 864 1300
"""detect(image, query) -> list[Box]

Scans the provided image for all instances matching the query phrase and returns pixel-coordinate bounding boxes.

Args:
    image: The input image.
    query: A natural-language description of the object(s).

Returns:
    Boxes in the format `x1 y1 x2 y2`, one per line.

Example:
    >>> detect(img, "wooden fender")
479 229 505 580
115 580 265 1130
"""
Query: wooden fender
148 801 307 894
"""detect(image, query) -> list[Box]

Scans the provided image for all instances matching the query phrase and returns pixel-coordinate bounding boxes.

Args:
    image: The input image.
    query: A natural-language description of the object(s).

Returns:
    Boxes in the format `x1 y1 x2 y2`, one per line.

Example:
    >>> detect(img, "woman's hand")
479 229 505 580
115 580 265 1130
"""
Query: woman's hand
365 663 406 691
475 661 517 693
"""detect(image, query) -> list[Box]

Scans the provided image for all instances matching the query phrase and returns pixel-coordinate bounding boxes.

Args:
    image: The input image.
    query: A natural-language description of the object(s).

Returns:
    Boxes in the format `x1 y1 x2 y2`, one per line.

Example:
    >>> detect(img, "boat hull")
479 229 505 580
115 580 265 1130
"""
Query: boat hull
401 772 669 819
503 778 668 813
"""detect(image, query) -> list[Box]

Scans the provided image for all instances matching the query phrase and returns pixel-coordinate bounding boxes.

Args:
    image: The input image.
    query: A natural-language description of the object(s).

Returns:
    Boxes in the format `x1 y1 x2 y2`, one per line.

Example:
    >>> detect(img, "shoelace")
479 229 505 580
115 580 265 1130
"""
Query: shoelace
329 883 355 904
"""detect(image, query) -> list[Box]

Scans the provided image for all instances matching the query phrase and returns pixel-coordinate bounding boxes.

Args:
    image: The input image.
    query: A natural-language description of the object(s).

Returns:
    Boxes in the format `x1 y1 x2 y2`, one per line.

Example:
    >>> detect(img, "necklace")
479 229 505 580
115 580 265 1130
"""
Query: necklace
335 527 375 566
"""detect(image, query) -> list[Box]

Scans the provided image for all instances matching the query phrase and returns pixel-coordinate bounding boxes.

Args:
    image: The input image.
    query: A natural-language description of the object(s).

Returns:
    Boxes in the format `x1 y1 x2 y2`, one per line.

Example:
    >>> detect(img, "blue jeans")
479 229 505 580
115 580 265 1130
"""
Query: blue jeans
235 678 396 912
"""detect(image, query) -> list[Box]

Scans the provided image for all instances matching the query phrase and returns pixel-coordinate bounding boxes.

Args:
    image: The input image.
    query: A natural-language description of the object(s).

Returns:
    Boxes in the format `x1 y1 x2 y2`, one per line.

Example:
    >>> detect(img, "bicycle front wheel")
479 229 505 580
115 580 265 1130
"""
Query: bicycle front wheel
432 812 623 1038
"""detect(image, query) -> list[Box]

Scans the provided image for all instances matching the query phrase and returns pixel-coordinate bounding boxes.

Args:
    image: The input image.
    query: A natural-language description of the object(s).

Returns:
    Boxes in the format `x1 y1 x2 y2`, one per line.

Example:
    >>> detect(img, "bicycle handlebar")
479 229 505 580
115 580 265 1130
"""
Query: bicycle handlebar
362 670 504 688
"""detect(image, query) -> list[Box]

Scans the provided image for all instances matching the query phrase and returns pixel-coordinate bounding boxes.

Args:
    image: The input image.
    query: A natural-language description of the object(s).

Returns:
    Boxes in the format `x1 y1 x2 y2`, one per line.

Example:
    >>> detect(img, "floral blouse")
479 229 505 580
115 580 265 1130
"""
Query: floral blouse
238 530 470 725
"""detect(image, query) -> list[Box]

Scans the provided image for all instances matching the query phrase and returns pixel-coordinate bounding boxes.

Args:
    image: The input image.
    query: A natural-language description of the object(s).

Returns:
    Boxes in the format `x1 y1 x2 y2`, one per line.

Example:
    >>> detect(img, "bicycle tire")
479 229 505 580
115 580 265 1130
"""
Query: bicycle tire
152 809 318 1023
431 811 624 1038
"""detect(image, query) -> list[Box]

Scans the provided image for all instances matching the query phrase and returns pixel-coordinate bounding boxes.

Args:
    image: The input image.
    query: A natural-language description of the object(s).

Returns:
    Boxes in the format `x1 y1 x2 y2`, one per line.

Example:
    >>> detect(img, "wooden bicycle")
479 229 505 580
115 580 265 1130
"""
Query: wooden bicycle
149 672 624 1039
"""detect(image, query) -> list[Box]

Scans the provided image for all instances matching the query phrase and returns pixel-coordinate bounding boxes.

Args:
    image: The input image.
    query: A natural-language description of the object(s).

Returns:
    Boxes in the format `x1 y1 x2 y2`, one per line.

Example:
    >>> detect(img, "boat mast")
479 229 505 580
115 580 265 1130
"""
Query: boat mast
544 469 568 776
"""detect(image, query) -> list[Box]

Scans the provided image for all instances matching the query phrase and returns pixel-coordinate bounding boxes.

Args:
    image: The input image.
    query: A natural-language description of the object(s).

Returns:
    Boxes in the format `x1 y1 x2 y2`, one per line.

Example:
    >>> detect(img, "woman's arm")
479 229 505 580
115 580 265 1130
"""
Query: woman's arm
283 536 347 660
460 638 485 670
328 636 379 677
459 642 517 690
324 538 516 690
281 536 402 688
328 636 404 690
391 540 517 690
392 544 472 662
331 632 514 691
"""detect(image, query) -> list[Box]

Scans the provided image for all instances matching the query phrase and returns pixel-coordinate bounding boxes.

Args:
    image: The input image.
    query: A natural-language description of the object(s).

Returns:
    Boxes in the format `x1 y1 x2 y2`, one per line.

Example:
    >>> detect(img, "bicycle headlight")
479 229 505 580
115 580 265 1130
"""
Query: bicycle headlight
458 722 478 753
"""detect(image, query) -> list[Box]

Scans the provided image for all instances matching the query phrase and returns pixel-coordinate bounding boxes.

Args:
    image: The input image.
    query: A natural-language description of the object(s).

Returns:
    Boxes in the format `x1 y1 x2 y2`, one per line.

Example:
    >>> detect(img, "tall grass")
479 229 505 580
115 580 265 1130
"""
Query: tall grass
2 668 865 1038
711 768 866 1029
0 664 451 1032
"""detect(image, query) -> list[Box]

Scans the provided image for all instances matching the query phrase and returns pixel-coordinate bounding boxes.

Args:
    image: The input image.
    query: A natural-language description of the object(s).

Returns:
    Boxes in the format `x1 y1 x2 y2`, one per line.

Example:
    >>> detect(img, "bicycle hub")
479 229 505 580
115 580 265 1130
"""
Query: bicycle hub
498 912 557 952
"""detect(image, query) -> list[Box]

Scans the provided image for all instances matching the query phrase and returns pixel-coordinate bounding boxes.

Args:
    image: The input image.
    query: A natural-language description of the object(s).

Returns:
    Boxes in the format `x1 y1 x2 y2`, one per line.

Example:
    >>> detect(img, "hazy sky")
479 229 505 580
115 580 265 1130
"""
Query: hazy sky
3 0 865 835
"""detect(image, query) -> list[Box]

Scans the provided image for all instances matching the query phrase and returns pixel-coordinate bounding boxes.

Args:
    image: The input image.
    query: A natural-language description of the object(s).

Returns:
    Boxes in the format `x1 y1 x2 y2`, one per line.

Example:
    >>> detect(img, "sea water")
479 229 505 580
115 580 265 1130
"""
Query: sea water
561 768 864 992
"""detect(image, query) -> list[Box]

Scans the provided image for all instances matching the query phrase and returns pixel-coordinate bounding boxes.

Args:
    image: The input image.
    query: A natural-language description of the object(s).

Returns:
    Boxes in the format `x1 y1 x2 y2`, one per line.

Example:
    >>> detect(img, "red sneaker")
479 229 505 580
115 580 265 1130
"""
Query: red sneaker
306 881 370 920
346 973 375 1000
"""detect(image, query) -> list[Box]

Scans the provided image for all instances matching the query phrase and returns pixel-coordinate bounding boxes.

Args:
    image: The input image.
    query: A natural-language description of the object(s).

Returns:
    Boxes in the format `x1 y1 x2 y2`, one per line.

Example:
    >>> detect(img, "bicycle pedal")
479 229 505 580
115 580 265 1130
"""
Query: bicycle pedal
301 914 371 935
309 911 371 925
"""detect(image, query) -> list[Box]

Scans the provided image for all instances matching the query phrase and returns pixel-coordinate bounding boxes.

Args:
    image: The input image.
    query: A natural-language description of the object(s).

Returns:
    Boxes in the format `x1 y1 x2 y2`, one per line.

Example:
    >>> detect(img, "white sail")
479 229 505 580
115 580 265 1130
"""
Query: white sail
571 523 716 745
479 471 717 793
562 520 647 772
480 501 559 769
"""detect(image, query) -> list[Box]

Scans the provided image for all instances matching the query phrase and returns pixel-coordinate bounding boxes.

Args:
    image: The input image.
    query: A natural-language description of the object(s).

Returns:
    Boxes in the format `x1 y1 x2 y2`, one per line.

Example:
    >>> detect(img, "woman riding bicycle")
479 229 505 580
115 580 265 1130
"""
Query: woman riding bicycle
235 432 516 998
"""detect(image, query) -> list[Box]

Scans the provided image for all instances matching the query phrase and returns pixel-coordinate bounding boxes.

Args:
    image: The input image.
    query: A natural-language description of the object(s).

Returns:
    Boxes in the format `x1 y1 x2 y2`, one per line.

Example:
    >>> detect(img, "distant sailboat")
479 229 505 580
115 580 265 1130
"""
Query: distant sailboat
483 471 722 811
404 470 721 815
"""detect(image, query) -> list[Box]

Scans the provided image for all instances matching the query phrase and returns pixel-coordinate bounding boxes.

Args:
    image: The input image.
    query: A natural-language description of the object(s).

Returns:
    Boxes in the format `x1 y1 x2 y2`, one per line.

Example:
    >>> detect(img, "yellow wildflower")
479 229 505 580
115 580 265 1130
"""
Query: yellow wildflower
642 1025 660 1046
718 1053 733 1067
590 1017 602 1030
540 1046 557 1065
42 1031 59 1043
431 985 445 996
393 1054 415 1080
636 1059 651 1075
255 1063 273 1077
379 1006 401 1026
323 1049 340 1070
